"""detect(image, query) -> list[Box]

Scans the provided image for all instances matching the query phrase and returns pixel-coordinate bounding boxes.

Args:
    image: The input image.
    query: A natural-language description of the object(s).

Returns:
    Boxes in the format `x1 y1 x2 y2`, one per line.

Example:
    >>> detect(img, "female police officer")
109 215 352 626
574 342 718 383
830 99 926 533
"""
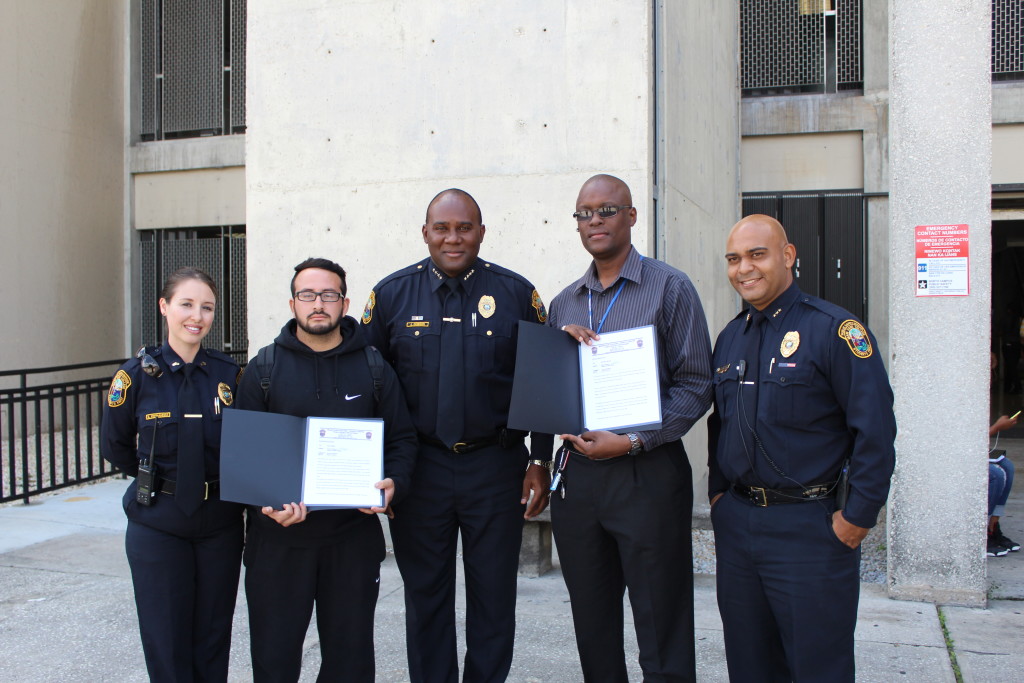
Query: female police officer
102 267 244 682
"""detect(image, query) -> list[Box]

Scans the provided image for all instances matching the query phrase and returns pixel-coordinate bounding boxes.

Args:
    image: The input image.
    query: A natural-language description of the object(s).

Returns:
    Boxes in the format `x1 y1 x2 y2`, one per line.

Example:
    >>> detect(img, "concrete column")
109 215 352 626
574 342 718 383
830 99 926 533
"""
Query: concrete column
887 1 991 605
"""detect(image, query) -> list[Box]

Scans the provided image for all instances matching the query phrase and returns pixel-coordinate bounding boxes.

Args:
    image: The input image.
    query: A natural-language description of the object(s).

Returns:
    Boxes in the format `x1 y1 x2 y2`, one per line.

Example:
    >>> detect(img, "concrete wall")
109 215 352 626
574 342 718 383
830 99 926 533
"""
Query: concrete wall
887 0 991 606
246 1 655 349
740 132 864 192
134 167 246 230
655 0 740 506
993 124 1024 185
0 1 126 370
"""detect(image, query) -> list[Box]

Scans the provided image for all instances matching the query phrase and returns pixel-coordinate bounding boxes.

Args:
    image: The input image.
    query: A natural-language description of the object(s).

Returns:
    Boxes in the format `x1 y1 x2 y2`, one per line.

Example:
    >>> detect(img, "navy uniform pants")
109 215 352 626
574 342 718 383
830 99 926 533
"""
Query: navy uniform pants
389 442 528 683
125 519 243 683
243 518 385 683
551 441 695 683
712 489 860 683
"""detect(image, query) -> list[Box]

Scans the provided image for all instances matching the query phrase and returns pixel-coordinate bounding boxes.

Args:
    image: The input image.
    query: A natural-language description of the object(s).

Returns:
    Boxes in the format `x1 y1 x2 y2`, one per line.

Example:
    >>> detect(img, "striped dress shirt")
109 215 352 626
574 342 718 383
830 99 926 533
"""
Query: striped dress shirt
547 245 714 449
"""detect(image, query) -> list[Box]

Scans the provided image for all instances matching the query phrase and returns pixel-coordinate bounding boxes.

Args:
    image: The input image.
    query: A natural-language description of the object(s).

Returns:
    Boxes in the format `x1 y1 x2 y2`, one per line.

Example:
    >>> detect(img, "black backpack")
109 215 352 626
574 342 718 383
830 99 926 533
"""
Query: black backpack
254 344 385 407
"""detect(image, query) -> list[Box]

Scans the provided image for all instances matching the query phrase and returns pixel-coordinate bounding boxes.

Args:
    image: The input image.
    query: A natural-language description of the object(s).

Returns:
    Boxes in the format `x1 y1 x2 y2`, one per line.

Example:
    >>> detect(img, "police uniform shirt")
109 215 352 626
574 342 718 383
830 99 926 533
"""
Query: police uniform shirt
708 281 896 528
546 246 714 447
101 343 241 530
361 257 548 442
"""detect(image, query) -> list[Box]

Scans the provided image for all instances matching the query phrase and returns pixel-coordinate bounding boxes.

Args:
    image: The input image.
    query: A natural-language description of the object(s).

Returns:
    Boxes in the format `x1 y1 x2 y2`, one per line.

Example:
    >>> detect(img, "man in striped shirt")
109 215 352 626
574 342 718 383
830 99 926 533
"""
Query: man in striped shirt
548 174 713 682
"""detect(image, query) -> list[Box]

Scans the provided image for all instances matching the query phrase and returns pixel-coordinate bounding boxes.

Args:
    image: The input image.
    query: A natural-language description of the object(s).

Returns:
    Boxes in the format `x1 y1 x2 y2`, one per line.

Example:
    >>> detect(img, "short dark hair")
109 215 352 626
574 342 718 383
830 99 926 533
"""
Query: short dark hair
160 266 219 302
425 188 483 225
291 257 347 297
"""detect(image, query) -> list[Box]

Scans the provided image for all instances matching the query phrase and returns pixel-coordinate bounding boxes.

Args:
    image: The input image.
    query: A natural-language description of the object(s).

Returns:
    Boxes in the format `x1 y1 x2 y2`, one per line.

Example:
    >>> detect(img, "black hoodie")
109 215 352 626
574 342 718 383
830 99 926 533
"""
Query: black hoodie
236 316 417 546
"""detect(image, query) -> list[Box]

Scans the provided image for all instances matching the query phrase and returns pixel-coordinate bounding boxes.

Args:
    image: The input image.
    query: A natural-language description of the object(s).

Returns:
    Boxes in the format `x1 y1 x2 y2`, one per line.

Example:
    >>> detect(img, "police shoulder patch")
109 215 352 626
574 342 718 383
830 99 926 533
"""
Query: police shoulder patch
362 290 376 325
837 319 872 359
108 369 131 407
236 368 244 385
531 289 547 323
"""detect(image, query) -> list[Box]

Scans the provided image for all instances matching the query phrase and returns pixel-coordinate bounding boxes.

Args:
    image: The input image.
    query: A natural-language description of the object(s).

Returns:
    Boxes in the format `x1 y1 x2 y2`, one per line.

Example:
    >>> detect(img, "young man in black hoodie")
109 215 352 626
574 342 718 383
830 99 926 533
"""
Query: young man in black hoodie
236 257 417 682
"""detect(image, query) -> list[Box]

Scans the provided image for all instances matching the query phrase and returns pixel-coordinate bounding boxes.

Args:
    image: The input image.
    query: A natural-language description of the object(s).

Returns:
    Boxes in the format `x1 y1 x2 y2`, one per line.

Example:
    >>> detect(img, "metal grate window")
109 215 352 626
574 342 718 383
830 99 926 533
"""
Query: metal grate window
139 0 246 141
741 0 863 97
993 0 1024 81
139 227 247 362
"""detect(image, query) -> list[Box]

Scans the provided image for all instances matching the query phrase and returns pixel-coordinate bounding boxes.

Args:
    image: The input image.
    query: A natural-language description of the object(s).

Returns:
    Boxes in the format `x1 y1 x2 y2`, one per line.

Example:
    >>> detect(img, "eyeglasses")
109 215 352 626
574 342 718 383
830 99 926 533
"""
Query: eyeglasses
572 205 632 222
136 346 163 378
294 290 344 303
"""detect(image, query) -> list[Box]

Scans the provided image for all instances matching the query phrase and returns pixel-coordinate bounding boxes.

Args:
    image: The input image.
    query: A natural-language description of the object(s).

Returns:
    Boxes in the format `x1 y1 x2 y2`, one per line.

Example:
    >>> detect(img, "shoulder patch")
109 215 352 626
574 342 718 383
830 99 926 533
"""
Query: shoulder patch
362 290 376 325
838 319 872 358
531 289 547 323
108 369 131 407
236 367 244 385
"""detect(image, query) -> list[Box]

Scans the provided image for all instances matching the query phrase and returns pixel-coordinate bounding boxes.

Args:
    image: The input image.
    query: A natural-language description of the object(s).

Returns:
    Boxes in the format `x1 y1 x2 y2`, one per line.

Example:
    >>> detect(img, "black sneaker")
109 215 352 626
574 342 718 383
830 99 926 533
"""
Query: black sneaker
988 538 1010 557
993 523 1021 552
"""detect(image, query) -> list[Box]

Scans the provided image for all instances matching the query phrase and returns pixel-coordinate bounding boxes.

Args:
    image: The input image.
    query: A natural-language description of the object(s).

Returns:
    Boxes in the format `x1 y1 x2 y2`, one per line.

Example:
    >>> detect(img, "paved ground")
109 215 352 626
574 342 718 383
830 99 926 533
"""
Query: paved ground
1 446 1022 682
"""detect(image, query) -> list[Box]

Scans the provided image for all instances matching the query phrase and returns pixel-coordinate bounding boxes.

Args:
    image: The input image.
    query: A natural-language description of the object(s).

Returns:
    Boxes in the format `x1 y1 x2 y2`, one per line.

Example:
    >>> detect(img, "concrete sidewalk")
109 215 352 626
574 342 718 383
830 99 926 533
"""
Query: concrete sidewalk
0 477 1021 682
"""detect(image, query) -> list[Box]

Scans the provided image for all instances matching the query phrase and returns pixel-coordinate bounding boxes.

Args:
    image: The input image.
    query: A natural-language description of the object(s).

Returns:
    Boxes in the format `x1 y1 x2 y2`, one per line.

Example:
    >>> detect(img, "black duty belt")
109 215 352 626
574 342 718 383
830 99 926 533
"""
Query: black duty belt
158 478 220 500
420 429 524 454
733 482 836 507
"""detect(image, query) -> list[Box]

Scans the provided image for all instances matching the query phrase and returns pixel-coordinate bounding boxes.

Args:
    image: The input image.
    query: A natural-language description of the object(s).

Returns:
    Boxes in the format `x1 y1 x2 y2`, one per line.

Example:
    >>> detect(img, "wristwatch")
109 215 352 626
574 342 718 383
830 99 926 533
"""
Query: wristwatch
626 433 643 456
528 459 552 472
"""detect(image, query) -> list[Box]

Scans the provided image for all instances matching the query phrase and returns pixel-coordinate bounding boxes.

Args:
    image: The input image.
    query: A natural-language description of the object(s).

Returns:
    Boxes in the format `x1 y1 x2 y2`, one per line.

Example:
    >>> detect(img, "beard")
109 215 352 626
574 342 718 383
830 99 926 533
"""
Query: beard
296 313 342 337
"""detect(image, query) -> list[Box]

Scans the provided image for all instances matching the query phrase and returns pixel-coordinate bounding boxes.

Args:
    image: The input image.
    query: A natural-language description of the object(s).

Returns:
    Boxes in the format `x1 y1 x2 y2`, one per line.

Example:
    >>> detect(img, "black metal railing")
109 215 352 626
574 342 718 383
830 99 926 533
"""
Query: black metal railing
0 351 249 504
1 359 127 504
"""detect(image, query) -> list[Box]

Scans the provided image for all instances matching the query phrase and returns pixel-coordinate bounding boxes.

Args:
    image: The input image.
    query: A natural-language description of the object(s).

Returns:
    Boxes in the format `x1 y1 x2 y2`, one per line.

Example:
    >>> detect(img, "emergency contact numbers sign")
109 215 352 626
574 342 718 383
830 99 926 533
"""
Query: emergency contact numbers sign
915 224 969 297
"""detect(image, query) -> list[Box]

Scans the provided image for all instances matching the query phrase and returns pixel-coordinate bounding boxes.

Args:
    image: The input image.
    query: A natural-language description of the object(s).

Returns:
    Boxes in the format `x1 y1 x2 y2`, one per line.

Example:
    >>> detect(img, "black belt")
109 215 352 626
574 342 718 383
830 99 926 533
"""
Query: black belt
733 482 835 507
420 430 524 454
158 478 220 500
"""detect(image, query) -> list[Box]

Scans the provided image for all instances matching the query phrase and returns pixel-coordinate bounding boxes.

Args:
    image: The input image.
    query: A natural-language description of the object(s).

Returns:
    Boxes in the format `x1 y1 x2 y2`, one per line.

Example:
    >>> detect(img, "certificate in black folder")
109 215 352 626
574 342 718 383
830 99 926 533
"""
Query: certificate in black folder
507 322 662 435
220 409 384 509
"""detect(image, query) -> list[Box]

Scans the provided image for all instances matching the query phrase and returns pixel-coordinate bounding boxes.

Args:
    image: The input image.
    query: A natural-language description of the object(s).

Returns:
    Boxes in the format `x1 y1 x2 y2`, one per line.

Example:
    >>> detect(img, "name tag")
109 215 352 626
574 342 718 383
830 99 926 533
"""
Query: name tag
145 412 171 420
406 321 430 328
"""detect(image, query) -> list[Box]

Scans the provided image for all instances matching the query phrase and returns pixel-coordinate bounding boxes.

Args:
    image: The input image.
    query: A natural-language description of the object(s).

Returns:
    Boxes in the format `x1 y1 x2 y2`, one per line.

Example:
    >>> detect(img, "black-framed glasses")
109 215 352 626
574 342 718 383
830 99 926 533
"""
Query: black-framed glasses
136 346 163 378
294 290 344 303
572 205 632 222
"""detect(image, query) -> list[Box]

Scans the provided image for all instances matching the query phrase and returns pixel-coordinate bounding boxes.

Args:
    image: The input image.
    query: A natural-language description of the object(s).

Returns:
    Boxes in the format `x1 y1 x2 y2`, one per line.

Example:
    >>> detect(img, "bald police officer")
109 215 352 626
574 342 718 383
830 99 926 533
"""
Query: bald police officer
708 214 896 681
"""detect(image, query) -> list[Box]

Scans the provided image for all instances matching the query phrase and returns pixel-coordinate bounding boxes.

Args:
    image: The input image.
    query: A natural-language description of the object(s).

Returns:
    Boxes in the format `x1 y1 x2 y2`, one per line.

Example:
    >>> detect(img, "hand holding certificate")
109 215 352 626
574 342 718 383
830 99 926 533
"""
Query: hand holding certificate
507 322 662 436
220 410 386 511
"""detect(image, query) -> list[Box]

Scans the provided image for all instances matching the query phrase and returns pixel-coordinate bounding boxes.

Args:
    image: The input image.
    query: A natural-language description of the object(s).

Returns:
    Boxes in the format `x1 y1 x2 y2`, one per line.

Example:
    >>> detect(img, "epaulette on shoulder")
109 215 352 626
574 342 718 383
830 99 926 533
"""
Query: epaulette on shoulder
204 348 237 365
375 260 430 290
135 344 162 358
478 260 533 288
799 295 859 325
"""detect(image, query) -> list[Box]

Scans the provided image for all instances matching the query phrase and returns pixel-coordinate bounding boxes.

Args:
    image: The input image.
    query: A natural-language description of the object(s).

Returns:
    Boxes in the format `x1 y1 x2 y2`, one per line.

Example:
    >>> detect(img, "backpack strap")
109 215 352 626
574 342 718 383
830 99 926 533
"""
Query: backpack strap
255 344 276 407
364 345 384 406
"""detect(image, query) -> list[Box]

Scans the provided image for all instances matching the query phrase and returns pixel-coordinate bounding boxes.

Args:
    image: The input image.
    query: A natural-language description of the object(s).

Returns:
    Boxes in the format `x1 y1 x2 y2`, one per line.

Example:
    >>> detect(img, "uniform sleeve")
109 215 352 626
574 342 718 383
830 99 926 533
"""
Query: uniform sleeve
360 288 391 361
828 320 897 528
376 361 418 505
706 405 729 500
235 356 268 412
637 278 714 450
100 365 141 476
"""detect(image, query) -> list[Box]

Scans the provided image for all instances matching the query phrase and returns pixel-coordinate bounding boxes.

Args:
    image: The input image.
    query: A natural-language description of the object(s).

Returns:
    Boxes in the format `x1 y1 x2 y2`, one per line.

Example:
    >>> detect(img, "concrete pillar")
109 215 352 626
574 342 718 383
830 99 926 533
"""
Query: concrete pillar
887 1 991 605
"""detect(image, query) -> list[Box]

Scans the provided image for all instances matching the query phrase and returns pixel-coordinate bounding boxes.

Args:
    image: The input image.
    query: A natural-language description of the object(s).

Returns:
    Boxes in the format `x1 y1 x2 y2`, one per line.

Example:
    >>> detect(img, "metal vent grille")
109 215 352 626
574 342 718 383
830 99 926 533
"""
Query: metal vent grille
162 0 223 135
993 0 1024 80
836 0 862 89
741 0 863 96
138 227 247 359
140 0 157 137
138 0 246 140
230 0 246 131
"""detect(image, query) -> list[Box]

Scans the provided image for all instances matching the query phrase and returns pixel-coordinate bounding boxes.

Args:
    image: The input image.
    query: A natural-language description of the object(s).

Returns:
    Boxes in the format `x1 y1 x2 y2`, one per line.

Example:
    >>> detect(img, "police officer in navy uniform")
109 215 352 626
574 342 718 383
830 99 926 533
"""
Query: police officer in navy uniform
102 267 244 683
708 215 896 682
362 188 552 682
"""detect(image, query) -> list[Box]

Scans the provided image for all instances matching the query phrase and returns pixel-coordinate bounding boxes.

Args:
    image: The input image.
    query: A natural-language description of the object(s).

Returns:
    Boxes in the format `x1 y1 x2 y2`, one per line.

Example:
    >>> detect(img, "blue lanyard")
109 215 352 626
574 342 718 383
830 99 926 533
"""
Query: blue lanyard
587 256 641 334
588 280 626 334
